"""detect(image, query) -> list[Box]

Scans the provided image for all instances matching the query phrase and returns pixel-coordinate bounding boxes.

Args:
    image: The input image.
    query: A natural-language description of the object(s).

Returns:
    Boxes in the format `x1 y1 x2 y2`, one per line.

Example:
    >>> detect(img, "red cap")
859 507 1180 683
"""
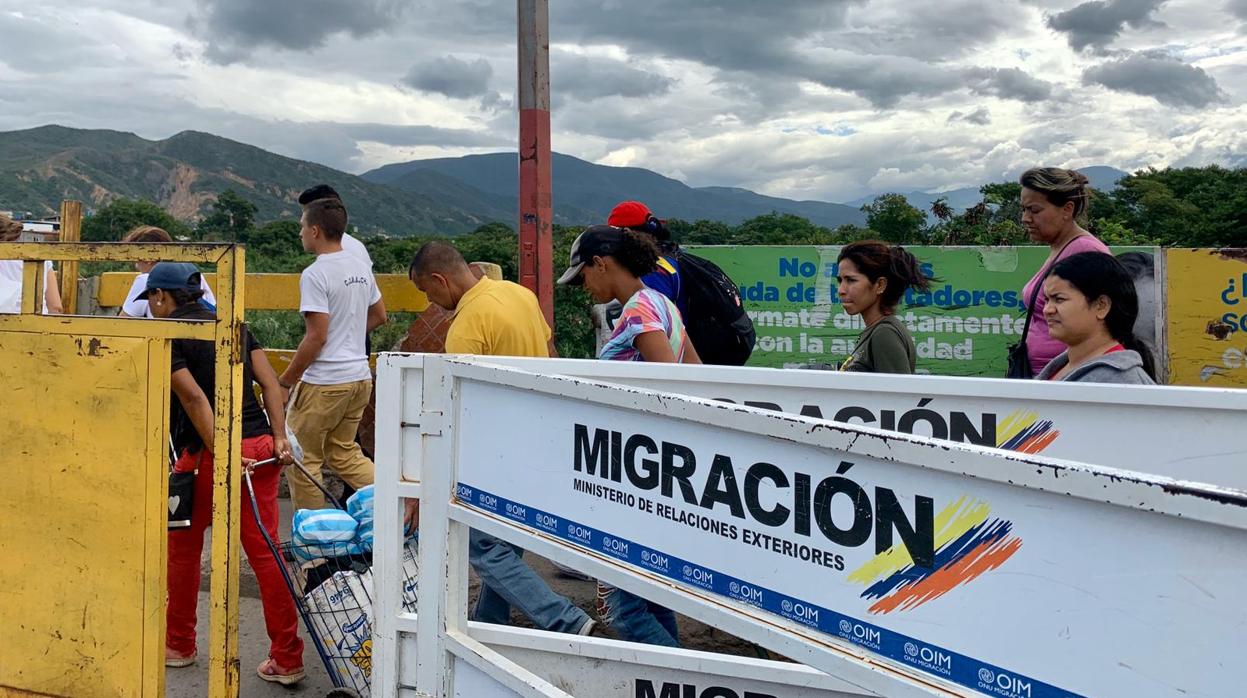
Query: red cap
608 200 653 229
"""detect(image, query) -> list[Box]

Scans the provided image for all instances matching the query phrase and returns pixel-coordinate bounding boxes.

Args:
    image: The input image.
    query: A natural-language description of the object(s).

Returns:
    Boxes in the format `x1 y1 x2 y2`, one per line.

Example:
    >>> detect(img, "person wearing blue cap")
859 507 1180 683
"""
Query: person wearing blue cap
144 262 306 684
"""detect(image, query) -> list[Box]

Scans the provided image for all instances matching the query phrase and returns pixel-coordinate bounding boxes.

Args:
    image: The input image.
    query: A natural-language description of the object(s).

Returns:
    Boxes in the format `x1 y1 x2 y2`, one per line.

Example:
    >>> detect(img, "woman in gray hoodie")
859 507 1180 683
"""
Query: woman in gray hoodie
1035 252 1157 385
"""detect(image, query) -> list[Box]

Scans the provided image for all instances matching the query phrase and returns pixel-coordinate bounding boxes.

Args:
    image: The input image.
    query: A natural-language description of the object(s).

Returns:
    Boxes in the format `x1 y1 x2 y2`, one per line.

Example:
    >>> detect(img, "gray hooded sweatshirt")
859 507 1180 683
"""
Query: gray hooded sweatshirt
1035 348 1155 385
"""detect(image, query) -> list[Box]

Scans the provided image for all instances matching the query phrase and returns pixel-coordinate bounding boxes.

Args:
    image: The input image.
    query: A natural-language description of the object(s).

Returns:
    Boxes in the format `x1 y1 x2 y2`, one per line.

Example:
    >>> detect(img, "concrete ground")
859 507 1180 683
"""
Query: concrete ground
165 591 337 697
168 496 770 695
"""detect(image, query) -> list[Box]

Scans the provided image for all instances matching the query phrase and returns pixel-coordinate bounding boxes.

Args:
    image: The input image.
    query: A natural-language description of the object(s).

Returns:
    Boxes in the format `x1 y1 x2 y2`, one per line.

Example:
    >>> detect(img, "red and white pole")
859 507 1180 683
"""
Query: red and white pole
517 0 554 328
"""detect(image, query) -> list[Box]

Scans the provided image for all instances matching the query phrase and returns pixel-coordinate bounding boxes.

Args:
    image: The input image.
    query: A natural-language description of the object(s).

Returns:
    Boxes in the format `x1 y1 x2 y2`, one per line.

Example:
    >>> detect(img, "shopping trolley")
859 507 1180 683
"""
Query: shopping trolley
245 457 417 698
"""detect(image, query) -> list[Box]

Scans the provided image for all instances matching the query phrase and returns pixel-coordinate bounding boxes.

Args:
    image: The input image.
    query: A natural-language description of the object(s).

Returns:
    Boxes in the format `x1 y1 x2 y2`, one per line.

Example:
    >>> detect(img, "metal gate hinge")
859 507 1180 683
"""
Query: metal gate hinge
419 410 444 436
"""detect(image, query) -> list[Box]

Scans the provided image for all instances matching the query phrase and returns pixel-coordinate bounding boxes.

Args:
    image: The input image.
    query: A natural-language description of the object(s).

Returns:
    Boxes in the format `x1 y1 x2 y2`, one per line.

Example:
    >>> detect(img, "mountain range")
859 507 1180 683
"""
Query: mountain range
360 152 867 229
0 125 1128 236
0 125 493 235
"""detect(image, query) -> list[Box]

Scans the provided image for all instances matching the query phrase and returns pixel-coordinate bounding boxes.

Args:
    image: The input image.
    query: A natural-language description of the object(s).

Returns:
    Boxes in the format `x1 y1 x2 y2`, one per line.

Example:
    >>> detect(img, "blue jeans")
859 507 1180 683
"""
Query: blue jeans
469 530 590 633
596 583 680 647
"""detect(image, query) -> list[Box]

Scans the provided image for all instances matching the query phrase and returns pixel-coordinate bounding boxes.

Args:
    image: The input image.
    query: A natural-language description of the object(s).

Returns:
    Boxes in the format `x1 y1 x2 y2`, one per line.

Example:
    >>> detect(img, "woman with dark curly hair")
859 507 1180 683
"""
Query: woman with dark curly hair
559 224 702 364
557 224 699 647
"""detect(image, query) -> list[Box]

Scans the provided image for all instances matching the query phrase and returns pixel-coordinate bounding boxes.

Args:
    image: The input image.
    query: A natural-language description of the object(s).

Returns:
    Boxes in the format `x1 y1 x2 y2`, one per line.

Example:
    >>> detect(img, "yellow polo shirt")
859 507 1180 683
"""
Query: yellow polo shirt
445 277 551 358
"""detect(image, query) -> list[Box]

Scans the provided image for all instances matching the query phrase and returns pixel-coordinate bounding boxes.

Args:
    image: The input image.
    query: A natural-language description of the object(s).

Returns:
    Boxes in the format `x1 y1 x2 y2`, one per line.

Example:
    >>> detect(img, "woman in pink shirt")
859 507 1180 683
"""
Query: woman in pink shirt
1018 167 1110 376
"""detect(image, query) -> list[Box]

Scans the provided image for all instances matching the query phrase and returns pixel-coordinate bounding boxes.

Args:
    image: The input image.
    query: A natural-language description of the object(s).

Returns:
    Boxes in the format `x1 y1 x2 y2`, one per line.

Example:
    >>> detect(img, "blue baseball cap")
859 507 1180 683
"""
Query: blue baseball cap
136 262 202 300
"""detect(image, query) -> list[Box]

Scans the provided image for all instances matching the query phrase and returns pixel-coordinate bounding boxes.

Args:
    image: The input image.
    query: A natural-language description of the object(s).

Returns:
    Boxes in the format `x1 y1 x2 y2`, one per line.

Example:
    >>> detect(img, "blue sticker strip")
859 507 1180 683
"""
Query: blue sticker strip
457 482 1082 698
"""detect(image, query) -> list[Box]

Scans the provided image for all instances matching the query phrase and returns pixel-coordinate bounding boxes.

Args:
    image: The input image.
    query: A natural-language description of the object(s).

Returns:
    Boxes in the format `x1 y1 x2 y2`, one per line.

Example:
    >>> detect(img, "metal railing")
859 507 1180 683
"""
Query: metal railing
0 241 248 698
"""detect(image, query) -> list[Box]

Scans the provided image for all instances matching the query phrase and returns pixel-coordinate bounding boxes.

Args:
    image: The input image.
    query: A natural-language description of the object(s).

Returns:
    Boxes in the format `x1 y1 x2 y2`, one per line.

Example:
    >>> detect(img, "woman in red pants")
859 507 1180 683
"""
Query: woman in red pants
143 262 306 684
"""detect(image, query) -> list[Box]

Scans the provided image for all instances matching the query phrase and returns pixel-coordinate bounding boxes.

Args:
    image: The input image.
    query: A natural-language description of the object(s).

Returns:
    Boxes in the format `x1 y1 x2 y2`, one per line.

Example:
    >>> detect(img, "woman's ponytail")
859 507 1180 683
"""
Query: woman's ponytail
1119 334 1157 381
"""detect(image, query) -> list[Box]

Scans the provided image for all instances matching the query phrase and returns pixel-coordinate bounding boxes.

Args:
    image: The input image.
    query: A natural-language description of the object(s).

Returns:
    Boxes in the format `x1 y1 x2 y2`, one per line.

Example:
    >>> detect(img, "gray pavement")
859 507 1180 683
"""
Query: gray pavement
171 496 335 697
165 591 337 697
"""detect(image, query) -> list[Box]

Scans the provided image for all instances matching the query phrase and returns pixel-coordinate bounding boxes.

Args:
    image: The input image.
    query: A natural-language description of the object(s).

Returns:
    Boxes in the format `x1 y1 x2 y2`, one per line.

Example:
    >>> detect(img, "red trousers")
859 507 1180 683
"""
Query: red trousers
166 434 304 668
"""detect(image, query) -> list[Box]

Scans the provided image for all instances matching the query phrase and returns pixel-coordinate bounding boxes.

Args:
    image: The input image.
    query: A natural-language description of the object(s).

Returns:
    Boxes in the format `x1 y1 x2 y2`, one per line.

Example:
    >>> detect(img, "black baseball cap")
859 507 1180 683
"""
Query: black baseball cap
298 184 340 205
557 225 626 286
136 262 202 300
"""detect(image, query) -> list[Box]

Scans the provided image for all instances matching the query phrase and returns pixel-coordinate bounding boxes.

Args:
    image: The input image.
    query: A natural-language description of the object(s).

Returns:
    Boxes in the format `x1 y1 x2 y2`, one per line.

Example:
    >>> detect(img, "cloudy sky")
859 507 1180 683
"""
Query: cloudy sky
1 0 1244 202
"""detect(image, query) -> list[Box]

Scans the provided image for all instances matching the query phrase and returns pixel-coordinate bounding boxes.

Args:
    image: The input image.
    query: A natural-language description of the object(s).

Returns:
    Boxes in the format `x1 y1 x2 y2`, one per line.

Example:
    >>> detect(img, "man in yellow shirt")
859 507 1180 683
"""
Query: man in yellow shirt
411 242 552 357
408 241 596 636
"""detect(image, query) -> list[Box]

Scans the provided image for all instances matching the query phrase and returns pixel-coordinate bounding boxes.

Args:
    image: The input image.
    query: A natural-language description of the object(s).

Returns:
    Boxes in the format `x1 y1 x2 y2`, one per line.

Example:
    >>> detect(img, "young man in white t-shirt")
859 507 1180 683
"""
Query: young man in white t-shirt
278 198 387 510
297 184 385 352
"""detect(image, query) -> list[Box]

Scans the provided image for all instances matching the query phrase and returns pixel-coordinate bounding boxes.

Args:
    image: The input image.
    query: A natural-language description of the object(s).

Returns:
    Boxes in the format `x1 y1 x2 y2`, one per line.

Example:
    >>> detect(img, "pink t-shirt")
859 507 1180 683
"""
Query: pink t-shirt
1022 235 1111 375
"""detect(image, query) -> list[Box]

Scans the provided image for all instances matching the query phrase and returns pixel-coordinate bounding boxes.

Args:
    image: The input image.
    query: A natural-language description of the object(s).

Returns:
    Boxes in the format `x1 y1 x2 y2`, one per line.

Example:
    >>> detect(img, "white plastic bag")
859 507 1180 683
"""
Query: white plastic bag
304 569 374 692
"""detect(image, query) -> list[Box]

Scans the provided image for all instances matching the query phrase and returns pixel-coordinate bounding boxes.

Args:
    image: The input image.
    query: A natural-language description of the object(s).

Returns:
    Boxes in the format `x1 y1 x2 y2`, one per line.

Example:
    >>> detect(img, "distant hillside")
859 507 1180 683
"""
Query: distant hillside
363 152 869 229
0 124 1133 237
847 166 1130 217
0 125 493 235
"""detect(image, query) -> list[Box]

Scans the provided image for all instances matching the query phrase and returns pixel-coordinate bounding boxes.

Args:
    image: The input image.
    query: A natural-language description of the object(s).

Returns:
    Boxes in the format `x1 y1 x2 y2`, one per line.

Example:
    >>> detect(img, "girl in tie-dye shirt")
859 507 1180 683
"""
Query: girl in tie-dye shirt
558 224 701 365
601 288 691 362
556 224 700 647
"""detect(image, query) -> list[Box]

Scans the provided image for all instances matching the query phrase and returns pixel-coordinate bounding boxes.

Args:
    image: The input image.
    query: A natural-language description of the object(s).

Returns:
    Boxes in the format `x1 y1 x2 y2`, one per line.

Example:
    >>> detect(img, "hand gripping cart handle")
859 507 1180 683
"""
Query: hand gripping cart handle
246 457 380 698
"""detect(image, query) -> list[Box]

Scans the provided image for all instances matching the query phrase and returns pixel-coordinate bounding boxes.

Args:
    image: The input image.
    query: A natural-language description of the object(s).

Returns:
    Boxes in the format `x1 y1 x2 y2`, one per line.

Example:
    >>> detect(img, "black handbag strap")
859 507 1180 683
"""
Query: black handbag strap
1019 236 1081 344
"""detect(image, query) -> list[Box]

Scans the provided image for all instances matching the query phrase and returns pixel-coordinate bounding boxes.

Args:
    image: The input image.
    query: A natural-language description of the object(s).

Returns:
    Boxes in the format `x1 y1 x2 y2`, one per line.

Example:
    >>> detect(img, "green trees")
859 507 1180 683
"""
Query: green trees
860 194 926 244
928 183 1026 246
239 220 310 272
81 198 193 241
196 189 259 241
1110 167 1247 247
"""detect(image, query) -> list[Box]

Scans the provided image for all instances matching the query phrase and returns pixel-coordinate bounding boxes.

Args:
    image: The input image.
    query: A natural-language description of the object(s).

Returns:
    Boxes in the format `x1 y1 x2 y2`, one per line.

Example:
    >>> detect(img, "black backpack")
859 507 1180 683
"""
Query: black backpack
675 249 755 365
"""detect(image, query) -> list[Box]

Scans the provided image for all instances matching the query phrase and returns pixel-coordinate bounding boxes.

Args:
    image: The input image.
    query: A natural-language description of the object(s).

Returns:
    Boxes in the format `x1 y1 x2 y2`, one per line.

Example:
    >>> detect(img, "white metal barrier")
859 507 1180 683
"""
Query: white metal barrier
373 355 1247 698
387 355 1247 489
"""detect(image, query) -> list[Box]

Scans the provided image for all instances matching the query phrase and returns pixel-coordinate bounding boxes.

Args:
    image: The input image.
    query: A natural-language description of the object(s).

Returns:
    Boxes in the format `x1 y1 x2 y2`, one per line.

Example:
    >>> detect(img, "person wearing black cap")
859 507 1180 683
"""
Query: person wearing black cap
144 262 305 684
558 225 698 647
297 184 377 275
560 225 700 364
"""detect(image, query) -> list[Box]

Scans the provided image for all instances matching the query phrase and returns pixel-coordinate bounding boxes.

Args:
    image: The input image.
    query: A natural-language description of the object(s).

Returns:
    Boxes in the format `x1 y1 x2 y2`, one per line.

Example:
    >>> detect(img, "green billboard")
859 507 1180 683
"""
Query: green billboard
688 245 1143 377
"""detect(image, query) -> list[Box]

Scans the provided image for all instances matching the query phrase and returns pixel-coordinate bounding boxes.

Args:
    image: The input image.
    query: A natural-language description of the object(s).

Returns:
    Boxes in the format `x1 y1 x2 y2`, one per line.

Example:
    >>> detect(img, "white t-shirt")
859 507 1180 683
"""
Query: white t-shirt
0 260 53 314
341 233 375 271
299 250 380 385
122 273 218 317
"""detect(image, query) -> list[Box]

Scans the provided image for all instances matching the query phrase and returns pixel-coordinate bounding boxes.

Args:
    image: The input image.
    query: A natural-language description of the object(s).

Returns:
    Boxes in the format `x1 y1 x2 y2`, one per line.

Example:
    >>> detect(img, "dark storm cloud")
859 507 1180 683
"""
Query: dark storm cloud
1083 52 1225 107
549 1 962 106
1046 0 1167 52
836 0 1018 61
964 67 1056 102
552 0 857 69
948 107 993 125
552 54 676 101
402 56 494 99
190 0 408 63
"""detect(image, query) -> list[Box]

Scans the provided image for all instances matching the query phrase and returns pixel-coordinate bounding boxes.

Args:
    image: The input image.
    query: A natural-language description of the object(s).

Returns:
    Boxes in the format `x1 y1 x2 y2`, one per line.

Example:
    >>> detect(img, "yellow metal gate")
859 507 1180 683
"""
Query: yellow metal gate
0 242 247 698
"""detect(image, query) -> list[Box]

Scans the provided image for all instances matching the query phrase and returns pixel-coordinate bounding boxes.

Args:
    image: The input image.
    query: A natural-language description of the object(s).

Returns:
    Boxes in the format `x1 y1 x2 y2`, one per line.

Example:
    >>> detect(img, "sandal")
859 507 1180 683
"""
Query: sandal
257 657 305 685
165 649 196 668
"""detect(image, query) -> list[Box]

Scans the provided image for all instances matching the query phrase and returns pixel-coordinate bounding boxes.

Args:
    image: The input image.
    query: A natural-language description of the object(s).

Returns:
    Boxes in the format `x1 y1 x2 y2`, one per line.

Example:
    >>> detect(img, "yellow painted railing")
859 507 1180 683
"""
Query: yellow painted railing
0 242 247 698
98 271 429 312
